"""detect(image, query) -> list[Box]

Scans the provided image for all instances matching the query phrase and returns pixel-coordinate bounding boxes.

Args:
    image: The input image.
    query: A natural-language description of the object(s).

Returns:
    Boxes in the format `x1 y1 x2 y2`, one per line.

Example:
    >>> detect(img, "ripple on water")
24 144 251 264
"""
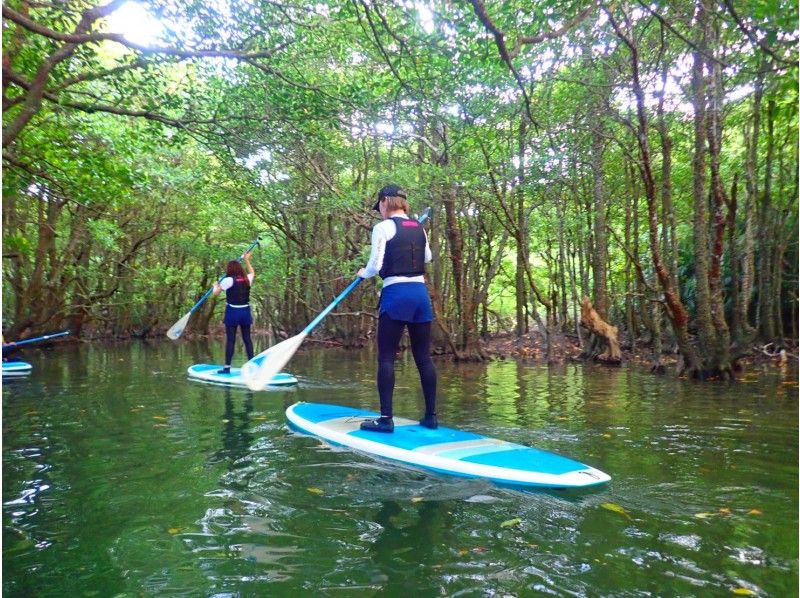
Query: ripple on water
3 346 797 597
659 532 703 551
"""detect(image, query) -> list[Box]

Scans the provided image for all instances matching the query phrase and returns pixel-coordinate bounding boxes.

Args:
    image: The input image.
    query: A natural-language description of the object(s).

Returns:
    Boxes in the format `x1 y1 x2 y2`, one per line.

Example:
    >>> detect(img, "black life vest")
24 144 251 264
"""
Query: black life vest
379 217 426 279
225 276 250 305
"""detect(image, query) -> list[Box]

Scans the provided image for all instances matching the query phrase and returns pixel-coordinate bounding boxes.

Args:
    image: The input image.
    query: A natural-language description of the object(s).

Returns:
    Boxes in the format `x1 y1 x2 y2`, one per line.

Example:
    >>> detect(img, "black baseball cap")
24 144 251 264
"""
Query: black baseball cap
372 184 406 211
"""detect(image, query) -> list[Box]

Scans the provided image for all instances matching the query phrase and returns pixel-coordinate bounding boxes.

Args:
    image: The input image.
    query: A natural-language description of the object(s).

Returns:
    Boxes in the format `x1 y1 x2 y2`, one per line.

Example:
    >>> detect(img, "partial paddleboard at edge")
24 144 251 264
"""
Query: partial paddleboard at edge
2 361 33 376
285 402 610 489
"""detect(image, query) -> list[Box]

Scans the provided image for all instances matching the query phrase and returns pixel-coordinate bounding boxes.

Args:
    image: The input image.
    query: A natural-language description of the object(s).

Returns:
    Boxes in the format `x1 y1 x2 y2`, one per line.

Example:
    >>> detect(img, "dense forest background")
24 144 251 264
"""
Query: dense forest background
3 0 797 378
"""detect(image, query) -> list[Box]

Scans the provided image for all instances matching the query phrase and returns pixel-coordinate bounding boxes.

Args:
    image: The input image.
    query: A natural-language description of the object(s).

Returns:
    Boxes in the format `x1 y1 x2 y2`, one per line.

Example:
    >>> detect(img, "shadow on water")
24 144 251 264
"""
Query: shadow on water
366 500 453 595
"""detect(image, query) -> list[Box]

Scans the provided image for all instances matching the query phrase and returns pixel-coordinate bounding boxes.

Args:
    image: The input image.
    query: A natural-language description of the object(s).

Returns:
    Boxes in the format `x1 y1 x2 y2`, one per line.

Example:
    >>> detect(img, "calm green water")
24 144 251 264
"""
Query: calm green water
3 341 797 596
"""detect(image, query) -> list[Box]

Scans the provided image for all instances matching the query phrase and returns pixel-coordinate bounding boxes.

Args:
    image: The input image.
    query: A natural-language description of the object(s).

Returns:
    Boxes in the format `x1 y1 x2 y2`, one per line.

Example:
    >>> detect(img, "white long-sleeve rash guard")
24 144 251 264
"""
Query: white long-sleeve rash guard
361 215 432 288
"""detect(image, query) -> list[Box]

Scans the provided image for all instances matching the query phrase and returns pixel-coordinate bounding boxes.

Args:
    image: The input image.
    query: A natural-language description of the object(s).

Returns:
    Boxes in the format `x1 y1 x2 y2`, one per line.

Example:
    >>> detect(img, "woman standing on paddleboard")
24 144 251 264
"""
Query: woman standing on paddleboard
357 185 438 433
212 252 255 374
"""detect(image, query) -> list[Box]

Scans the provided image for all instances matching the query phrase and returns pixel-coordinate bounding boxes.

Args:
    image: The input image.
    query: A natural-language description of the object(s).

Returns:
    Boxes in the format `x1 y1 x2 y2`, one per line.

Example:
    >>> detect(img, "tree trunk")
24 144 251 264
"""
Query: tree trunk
656 47 679 289
515 118 528 337
690 3 716 361
650 296 665 374
624 170 634 349
590 125 609 319
442 182 484 359
556 193 569 331
740 59 765 339
607 8 701 375
569 244 583 345
703 18 733 375
727 174 743 348
757 99 776 340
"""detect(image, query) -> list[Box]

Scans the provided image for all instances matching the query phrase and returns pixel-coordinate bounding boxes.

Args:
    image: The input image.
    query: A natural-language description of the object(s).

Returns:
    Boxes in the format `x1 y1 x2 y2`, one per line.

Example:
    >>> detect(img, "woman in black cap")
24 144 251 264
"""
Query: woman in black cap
356 185 438 432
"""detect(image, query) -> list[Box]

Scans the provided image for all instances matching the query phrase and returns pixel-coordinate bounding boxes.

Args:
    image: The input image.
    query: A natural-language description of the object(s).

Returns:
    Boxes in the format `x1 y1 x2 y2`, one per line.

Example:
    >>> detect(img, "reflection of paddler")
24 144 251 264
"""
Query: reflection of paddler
209 387 255 467
370 500 450 589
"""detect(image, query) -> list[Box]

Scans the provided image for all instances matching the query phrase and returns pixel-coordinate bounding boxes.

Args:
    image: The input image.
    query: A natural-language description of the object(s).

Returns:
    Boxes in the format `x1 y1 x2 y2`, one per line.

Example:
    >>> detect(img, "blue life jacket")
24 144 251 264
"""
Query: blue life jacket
380 217 426 279
225 276 250 305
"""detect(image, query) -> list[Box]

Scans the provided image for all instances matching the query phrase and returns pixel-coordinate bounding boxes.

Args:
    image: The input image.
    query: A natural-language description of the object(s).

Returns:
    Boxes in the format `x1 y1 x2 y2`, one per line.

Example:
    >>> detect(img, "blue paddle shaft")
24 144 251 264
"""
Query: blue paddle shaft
302 278 363 334
3 330 70 350
188 238 261 316
301 207 431 337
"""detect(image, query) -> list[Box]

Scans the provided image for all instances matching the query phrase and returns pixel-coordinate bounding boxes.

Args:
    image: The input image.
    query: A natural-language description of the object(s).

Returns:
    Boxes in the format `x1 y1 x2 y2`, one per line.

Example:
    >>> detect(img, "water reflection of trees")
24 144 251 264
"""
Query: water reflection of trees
186 340 215 369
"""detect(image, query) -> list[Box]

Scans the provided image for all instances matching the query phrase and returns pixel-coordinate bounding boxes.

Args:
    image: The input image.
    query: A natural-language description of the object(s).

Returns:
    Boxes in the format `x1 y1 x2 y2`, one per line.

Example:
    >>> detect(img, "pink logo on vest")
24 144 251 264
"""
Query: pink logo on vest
401 221 419 227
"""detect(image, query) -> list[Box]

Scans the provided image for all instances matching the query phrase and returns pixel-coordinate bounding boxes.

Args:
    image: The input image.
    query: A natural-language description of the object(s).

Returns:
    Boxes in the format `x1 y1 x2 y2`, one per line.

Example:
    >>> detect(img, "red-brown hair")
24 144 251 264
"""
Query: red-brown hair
225 260 249 285
381 195 409 214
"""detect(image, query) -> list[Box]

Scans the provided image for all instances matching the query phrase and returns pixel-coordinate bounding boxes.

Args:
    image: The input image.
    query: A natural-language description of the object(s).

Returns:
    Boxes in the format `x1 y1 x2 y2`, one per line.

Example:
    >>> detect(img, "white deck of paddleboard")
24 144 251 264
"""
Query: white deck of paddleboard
187 364 297 387
286 402 610 489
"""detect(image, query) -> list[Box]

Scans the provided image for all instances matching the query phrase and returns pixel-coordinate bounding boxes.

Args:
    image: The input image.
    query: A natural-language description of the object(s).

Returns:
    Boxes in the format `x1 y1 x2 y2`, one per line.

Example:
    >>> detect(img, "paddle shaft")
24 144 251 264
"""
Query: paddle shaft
3 330 70 350
301 207 432 337
187 238 261 316
302 278 362 335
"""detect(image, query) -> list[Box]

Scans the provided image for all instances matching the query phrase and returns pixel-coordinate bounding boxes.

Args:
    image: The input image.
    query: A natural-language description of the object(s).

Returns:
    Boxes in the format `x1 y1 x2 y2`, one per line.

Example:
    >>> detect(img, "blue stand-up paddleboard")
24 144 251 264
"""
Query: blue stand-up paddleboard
188 364 298 387
286 402 611 489
2 361 33 377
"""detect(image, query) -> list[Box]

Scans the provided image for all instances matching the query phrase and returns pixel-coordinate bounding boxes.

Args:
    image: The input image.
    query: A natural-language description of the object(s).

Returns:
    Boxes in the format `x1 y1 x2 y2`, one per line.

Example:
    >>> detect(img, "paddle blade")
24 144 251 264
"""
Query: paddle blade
241 333 306 390
166 312 191 340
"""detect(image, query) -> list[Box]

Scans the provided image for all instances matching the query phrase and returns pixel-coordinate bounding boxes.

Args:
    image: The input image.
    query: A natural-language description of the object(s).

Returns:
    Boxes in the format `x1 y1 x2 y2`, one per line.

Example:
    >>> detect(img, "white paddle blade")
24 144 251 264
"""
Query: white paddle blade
241 333 306 391
166 312 191 340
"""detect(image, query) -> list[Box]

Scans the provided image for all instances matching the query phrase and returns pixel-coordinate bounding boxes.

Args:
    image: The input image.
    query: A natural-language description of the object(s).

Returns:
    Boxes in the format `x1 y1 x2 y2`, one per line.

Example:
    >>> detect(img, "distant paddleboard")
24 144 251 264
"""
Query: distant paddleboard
187 364 297 387
2 361 33 376
286 402 611 489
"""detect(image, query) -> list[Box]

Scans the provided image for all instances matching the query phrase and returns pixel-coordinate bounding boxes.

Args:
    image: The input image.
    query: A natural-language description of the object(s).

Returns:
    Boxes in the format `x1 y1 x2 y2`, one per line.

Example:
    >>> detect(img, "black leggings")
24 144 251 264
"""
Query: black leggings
377 313 437 418
224 324 254 366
